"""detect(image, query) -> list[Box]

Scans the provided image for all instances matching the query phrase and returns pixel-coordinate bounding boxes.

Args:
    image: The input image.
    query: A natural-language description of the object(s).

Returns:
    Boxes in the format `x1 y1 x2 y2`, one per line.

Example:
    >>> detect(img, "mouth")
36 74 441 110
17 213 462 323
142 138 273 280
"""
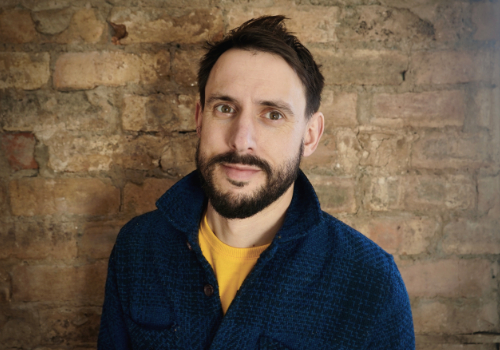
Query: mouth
221 163 262 183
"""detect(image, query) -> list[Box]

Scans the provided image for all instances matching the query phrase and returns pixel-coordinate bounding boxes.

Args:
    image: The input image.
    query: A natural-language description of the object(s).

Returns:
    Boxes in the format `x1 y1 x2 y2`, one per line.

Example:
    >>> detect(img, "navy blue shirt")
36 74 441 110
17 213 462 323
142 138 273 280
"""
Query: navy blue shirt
98 171 415 349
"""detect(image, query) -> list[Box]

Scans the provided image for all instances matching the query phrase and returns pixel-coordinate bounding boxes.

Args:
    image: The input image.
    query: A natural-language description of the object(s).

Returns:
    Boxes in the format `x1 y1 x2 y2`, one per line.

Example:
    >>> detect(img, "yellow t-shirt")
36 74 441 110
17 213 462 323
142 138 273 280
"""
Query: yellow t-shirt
199 214 270 314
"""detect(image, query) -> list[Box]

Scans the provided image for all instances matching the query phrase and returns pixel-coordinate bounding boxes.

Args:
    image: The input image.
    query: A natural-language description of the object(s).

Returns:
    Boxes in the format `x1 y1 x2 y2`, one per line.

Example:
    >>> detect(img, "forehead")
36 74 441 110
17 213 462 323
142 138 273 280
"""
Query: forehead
205 49 306 114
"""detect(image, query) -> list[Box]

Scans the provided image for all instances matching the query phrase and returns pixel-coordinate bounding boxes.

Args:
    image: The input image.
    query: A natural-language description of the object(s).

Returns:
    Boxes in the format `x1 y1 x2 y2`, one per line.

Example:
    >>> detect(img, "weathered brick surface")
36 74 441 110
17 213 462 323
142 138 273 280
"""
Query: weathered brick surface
227 6 339 43
321 91 358 130
302 128 361 175
124 178 176 215
119 134 170 171
122 93 197 132
416 344 496 350
39 307 101 345
12 262 107 303
173 49 204 87
371 90 465 128
337 5 435 48
399 259 497 298
352 215 438 255
478 172 500 218
42 132 122 173
0 52 50 90
109 8 223 44
412 299 499 334
442 219 500 255
410 50 494 85
79 221 127 259
0 305 40 348
53 51 170 90
412 131 489 169
0 8 37 43
307 174 357 214
358 132 410 172
472 1 500 41
0 219 77 260
1 133 38 171
314 49 408 85
9 178 120 216
364 175 476 212
35 8 105 44
159 133 198 177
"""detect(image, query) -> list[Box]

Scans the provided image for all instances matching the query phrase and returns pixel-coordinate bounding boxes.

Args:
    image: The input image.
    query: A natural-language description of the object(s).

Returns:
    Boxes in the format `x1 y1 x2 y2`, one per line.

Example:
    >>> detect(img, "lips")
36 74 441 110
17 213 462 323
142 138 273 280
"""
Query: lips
222 163 261 182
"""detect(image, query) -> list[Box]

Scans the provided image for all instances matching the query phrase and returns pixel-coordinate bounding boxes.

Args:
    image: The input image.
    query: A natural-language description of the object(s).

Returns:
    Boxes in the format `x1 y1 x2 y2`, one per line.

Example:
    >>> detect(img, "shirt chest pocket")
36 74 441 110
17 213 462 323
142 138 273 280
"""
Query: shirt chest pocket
125 302 180 350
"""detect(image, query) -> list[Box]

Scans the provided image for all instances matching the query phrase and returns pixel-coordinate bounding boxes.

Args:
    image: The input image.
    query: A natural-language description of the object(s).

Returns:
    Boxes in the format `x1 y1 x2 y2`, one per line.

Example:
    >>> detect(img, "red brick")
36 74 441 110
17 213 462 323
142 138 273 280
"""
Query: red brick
371 90 465 128
53 51 170 90
412 131 489 169
0 9 37 43
358 132 410 172
313 48 408 85
0 52 50 90
9 178 120 216
399 259 496 298
12 262 106 303
109 8 223 44
124 178 176 215
227 6 339 43
412 299 498 334
159 133 198 177
0 219 77 260
442 219 500 255
80 221 127 259
352 215 438 255
122 93 196 132
1 133 38 171
472 1 500 41
321 91 358 130
39 307 101 345
308 174 357 214
410 50 493 85
302 129 361 175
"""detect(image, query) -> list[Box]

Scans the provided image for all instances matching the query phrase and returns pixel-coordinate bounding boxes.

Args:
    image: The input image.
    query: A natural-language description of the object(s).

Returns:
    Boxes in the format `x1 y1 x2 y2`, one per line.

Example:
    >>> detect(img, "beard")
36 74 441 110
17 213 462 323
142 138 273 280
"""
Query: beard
196 142 303 219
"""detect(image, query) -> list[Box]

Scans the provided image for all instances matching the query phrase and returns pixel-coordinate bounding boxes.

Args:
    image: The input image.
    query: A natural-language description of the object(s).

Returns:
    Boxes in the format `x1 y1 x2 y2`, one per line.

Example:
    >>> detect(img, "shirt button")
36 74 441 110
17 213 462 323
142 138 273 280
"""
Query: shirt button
186 241 192 250
204 284 214 297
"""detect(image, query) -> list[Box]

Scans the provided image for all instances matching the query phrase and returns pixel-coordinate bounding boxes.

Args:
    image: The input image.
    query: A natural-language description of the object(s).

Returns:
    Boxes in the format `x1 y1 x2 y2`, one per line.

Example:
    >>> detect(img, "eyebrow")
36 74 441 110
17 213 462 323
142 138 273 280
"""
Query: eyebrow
206 94 296 118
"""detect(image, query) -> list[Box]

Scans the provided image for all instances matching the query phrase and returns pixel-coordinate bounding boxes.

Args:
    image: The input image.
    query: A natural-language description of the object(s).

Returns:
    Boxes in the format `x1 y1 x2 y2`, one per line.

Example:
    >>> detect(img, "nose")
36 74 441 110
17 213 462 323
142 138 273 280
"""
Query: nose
228 110 256 153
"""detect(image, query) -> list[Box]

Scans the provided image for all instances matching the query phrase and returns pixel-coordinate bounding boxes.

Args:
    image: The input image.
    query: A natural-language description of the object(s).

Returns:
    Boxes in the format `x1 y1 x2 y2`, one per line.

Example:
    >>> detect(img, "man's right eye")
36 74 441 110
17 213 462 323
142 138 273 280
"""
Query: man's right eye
215 104 235 114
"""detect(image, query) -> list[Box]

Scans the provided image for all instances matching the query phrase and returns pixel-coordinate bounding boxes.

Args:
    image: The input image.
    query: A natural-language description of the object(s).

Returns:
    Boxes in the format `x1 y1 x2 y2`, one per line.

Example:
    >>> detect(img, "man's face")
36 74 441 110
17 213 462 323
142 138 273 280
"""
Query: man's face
195 49 313 219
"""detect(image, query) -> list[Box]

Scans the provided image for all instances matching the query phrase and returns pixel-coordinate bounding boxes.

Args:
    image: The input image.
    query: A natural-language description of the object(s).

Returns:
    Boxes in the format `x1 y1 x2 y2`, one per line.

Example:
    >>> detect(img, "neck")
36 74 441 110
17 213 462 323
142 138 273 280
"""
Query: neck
206 184 294 248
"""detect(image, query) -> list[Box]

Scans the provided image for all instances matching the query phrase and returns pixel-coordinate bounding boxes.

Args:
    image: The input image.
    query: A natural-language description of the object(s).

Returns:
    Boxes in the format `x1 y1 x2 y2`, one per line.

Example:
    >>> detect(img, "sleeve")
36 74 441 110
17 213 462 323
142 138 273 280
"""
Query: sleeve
98 246 131 350
367 258 415 350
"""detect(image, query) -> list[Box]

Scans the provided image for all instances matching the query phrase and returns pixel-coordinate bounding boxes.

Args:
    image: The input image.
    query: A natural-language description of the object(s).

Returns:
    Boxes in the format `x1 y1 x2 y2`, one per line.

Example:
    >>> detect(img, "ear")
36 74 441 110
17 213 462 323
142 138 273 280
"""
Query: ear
302 111 324 157
195 100 203 137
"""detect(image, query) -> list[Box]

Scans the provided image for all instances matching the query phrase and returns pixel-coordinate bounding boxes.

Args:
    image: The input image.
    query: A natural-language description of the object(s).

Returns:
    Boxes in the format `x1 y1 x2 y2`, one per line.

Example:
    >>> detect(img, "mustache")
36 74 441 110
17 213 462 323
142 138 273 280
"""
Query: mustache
205 151 272 176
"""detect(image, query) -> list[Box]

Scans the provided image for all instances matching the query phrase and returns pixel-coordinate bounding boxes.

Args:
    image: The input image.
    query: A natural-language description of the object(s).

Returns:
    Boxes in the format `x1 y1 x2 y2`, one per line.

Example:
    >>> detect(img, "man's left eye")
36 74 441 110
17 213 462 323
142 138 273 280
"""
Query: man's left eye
265 111 283 121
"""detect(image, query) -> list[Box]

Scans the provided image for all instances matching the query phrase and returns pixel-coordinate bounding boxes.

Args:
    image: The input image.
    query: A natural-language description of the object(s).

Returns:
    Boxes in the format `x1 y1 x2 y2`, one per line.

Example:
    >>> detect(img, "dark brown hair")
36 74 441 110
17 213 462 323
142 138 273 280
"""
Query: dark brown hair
197 15 324 118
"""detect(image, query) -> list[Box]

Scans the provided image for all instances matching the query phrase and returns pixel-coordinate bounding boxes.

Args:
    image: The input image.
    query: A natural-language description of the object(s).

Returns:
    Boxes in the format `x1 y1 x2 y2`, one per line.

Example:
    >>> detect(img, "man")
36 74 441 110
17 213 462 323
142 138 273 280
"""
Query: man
98 16 414 349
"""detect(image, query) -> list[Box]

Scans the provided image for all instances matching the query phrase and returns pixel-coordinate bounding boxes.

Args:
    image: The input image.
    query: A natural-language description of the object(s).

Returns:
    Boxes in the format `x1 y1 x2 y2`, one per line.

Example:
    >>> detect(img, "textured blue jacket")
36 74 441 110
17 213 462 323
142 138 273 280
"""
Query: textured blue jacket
98 171 415 349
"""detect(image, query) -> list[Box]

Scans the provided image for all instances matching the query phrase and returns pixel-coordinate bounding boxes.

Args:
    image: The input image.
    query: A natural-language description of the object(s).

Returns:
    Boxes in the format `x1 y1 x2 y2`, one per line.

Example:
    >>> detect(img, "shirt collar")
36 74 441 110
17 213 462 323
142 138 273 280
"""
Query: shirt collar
156 170 323 244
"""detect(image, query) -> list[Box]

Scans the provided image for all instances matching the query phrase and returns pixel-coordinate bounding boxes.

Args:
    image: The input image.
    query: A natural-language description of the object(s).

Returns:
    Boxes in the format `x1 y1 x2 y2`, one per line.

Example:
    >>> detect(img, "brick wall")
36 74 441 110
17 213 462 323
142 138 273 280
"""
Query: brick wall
0 0 498 349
